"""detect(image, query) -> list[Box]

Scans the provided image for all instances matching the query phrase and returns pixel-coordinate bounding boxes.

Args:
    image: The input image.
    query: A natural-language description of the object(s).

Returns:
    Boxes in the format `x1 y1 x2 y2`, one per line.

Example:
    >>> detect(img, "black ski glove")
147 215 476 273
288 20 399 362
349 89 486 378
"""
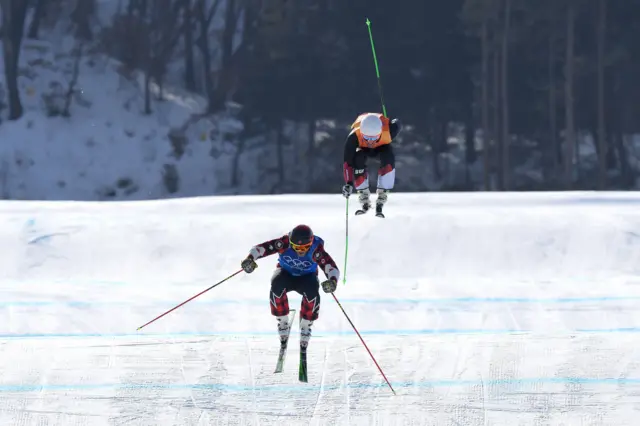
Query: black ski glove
241 256 257 273
321 278 337 293
342 183 353 198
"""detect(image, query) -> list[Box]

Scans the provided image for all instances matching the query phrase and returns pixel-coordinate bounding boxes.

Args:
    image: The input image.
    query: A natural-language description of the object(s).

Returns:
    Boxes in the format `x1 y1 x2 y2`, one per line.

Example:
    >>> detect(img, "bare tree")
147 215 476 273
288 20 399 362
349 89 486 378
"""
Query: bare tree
62 42 83 117
481 19 491 190
596 0 607 189
182 0 196 91
548 1 560 182
194 0 222 112
0 0 29 120
27 0 46 39
143 0 186 113
492 36 501 188
71 0 95 40
461 0 500 190
211 0 245 111
564 0 576 189
500 0 511 190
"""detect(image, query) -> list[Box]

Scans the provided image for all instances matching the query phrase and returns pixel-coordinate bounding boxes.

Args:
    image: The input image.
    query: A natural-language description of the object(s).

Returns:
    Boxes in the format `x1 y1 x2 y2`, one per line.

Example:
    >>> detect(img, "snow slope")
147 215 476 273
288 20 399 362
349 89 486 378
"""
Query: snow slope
0 36 246 201
2 192 640 425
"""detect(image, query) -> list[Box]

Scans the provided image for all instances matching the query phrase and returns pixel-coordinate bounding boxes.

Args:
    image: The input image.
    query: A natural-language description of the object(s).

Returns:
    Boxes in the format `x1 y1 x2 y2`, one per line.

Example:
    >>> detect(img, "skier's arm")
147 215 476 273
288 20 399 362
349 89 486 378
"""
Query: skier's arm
389 118 402 139
248 235 289 260
342 133 359 184
312 244 340 282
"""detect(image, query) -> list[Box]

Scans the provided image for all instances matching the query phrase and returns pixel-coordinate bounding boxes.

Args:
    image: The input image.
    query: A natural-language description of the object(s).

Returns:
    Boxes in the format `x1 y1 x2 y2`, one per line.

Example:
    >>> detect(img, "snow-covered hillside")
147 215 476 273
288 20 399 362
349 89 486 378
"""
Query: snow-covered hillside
0 33 250 201
2 192 640 424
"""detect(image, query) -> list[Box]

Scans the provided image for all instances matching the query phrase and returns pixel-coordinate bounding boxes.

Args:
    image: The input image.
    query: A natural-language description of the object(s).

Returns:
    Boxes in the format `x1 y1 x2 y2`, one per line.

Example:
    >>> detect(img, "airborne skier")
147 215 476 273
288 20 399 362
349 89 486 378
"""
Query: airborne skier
341 112 402 218
240 224 339 381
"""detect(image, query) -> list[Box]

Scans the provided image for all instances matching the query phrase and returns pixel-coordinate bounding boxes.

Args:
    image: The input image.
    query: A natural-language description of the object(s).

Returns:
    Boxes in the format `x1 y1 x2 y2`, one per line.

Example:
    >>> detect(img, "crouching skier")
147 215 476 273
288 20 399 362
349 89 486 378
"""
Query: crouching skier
342 112 402 218
240 224 339 381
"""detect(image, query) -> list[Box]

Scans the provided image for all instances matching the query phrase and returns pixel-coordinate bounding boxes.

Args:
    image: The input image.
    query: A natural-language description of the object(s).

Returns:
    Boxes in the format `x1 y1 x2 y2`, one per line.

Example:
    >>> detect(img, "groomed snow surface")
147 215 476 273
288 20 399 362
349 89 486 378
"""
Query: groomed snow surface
2 192 640 425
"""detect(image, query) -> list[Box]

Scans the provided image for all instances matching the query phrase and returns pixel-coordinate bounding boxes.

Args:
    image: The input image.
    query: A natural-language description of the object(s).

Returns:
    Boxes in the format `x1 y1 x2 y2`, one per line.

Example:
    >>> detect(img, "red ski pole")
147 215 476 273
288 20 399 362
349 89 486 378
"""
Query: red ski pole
331 293 396 395
137 269 244 331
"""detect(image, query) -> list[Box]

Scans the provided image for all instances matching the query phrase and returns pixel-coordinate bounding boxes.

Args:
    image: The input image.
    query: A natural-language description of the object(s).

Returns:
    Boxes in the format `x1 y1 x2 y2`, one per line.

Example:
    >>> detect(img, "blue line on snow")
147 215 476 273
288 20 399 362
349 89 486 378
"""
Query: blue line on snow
2 295 640 307
0 377 639 393
4 327 640 339
0 329 522 338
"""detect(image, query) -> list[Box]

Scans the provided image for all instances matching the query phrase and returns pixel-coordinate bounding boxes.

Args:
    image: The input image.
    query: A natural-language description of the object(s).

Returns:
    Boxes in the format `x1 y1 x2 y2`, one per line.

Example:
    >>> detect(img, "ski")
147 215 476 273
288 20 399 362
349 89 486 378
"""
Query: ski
356 207 385 217
298 349 308 382
274 309 297 373
355 204 370 215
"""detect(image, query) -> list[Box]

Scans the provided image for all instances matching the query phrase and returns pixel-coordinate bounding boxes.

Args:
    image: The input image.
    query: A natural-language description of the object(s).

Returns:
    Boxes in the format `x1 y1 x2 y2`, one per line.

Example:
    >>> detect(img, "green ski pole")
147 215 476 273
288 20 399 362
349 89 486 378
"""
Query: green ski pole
343 197 349 285
343 18 385 285
366 18 387 117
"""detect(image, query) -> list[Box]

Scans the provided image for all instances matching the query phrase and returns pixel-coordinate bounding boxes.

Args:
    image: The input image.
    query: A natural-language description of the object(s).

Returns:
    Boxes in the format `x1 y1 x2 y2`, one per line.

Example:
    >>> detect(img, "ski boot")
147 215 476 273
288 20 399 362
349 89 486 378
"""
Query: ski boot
298 318 313 382
375 188 389 218
355 188 371 215
276 314 291 350
274 312 295 373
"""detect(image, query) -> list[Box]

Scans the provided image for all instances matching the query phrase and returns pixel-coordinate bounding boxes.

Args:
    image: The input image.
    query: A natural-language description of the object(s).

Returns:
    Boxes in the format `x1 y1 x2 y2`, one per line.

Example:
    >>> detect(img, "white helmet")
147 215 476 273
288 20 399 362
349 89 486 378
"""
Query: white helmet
360 114 383 140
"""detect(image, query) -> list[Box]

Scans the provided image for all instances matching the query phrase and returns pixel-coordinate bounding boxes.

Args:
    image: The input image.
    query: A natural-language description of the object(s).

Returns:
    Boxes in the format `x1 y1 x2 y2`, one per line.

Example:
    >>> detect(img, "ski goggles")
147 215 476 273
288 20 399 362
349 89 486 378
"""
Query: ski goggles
362 133 380 142
290 241 312 253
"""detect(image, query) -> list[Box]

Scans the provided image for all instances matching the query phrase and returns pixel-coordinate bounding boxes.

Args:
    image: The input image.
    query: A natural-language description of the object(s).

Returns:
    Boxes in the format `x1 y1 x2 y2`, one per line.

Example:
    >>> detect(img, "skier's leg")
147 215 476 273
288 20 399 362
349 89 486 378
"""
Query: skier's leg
270 268 293 343
353 148 371 212
375 144 395 215
295 272 321 351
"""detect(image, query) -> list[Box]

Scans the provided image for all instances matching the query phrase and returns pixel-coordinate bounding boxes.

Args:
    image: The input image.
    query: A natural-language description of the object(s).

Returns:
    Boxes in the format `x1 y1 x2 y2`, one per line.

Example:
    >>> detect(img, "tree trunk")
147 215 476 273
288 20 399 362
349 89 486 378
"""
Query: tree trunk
27 0 45 39
564 0 576 189
195 0 222 113
464 109 475 189
307 119 317 186
62 42 83 117
429 107 442 181
231 134 245 187
500 0 511 190
144 69 152 114
1 0 29 120
548 2 559 184
199 28 214 112
481 19 491 191
71 0 95 41
596 0 607 189
183 0 196 91
212 0 238 111
613 132 630 187
276 120 285 190
610 67 632 186
492 40 501 190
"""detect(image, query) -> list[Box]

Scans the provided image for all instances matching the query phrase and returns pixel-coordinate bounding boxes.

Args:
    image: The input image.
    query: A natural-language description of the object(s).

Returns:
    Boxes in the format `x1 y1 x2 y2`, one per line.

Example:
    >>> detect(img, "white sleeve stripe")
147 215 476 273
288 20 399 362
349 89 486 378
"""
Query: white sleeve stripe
324 264 339 282
250 246 266 259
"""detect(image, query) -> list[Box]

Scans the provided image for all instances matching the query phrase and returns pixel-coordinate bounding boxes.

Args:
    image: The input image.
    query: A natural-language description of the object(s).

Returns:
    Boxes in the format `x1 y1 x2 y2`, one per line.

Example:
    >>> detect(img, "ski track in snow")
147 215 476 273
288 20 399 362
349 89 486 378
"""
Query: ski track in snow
2 192 640 424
